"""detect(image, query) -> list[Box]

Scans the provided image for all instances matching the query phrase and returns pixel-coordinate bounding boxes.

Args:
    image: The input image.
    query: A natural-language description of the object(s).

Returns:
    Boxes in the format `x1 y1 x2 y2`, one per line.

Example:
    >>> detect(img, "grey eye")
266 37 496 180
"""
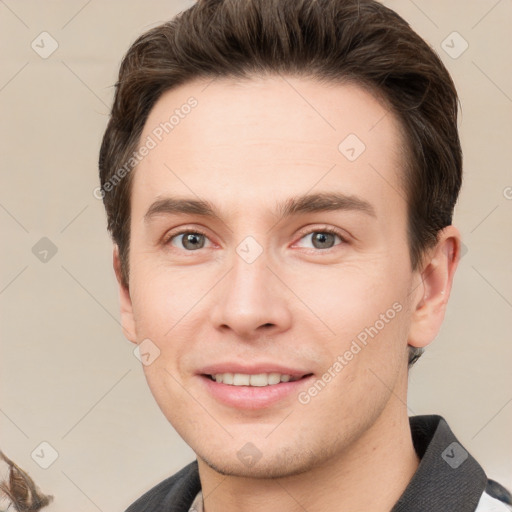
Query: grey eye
298 231 341 250
311 232 336 249
172 232 206 250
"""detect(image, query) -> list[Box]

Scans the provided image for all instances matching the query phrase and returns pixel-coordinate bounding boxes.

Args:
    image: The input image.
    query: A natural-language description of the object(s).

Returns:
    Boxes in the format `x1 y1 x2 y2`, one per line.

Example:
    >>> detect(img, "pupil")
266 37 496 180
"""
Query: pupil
184 233 204 250
313 232 334 249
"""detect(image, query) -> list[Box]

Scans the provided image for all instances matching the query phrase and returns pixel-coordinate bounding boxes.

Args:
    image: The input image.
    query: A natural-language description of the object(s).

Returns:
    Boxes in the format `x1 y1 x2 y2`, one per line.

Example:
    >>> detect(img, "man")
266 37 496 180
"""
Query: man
98 0 511 510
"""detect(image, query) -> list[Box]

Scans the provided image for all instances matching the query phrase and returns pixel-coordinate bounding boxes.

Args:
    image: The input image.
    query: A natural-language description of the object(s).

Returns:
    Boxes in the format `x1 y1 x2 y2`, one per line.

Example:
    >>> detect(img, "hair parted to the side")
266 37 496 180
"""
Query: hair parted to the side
98 0 462 366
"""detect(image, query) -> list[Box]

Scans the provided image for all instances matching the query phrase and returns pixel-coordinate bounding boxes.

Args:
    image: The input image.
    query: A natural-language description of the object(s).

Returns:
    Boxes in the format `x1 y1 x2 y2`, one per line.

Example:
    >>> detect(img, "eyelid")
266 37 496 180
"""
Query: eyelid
163 226 213 248
293 225 349 246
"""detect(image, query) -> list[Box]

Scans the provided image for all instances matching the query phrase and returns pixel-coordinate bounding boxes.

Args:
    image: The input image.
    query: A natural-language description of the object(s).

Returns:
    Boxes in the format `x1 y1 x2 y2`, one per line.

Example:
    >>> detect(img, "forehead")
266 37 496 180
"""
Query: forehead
131 75 407 219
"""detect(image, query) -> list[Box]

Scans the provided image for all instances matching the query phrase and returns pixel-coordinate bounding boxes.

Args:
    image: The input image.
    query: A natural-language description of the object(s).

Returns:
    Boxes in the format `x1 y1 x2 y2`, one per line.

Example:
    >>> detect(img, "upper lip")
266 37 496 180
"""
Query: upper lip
198 363 312 378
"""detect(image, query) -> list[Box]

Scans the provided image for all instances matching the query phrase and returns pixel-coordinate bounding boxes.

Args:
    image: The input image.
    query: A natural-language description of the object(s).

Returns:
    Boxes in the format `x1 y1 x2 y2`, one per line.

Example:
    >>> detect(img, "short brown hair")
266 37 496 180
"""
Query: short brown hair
98 0 462 364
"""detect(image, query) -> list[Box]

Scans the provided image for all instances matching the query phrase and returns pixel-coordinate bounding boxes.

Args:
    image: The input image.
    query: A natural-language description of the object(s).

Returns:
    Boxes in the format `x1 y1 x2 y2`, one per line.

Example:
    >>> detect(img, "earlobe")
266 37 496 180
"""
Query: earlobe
113 245 137 344
408 226 461 349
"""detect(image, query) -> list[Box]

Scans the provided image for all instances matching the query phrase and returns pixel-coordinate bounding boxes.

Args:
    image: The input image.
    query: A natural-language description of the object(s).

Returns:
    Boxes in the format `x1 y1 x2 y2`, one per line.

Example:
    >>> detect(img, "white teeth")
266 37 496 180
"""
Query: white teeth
268 372 281 385
249 374 268 387
233 373 250 386
211 372 301 386
222 372 234 385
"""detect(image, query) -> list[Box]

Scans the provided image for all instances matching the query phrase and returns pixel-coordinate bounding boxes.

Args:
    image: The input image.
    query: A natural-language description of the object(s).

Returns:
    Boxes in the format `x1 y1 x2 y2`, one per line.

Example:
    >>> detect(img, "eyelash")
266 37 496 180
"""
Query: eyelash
164 225 348 253
295 226 346 246
164 228 210 248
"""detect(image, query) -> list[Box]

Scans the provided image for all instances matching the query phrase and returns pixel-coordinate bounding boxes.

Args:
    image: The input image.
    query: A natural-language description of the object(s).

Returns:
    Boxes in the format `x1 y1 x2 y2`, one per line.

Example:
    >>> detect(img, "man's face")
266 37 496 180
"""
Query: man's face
121 76 422 477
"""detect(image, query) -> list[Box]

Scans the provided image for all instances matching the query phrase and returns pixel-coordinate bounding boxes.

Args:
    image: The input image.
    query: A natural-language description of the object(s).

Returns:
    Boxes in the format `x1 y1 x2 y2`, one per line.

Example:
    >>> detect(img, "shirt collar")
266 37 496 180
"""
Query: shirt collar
391 415 487 511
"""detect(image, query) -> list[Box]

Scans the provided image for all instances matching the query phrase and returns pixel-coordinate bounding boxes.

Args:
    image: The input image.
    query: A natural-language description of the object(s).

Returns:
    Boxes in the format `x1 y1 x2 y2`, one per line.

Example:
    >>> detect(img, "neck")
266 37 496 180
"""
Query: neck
197 403 419 512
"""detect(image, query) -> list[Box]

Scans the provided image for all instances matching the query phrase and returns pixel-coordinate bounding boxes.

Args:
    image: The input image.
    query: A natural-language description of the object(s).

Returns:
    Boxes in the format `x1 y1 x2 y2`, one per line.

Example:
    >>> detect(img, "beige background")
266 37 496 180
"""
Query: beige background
0 1 511 510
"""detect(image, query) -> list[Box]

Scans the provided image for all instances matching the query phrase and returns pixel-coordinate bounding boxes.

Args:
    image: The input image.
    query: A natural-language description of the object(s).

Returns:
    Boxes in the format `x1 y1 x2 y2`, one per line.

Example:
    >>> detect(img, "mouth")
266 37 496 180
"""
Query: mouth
198 370 314 409
203 372 312 387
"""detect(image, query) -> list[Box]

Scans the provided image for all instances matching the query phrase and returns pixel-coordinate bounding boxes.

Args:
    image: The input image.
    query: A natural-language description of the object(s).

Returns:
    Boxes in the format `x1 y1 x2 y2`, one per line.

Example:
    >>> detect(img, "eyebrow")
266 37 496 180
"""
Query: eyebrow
144 192 376 224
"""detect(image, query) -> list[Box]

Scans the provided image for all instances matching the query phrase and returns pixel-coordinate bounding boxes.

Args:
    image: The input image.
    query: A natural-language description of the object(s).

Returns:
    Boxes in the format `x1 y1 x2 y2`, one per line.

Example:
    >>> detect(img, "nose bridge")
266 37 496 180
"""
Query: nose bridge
227 239 274 313
232 241 270 300
210 235 291 336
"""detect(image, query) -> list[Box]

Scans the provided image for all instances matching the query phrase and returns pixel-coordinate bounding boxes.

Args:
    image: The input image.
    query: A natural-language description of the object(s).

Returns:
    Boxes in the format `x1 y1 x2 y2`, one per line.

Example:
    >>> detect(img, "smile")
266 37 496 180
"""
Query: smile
200 371 314 409
207 372 305 386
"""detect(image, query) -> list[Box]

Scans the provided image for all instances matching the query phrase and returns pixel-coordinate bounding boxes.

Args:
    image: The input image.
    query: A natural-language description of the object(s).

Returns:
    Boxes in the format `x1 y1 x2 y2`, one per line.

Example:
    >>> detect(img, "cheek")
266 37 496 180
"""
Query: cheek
290 260 412 392
141 362 196 434
129 262 209 338
295 260 408 330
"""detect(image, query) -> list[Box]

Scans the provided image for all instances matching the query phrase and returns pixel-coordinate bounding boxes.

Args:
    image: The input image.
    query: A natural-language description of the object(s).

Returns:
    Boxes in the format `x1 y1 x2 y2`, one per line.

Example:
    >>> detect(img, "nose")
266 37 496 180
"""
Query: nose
209 244 292 340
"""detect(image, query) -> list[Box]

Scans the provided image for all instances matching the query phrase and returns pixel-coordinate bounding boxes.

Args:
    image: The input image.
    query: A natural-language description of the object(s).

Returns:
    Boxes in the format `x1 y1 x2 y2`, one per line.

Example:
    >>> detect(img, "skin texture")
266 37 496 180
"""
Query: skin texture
114 75 460 512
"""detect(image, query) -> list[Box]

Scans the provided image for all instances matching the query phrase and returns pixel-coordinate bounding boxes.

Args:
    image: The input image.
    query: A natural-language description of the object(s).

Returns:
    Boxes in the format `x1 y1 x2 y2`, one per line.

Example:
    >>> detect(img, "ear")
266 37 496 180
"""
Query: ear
408 226 461 349
113 245 137 344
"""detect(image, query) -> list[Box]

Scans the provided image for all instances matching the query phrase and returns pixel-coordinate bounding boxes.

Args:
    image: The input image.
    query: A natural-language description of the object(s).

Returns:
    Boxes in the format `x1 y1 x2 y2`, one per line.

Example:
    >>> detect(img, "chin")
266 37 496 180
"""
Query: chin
198 446 323 479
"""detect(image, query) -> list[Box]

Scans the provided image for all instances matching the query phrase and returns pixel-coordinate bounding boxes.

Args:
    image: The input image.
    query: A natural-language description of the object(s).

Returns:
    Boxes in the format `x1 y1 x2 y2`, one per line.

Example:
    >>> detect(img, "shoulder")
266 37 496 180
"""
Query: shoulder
124 460 201 512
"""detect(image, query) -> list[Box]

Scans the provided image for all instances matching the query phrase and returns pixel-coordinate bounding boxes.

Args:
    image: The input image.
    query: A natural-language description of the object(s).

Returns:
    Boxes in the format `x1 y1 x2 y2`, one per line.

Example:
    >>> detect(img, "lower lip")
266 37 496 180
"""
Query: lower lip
199 375 313 409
